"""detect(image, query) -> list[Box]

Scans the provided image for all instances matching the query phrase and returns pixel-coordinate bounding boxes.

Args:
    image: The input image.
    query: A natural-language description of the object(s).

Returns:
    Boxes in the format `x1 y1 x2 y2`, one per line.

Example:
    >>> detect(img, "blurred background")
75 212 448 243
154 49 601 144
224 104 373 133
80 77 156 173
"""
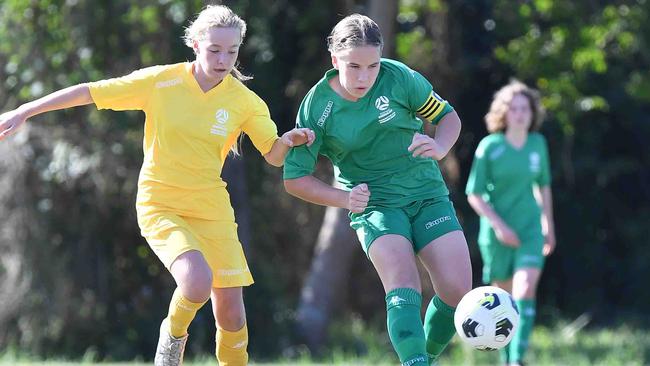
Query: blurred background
0 0 649 364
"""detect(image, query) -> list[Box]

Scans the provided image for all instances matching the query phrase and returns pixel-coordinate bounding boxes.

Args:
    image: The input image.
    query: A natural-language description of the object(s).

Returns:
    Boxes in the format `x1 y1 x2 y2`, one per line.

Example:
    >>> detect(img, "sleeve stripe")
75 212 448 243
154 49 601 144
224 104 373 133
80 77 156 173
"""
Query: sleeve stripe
416 94 436 113
421 102 443 120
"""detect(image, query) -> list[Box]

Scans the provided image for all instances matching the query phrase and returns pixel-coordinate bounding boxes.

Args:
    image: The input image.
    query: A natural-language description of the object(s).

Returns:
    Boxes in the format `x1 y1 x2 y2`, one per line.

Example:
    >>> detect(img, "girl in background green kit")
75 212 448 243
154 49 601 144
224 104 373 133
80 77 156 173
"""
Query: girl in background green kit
466 80 556 366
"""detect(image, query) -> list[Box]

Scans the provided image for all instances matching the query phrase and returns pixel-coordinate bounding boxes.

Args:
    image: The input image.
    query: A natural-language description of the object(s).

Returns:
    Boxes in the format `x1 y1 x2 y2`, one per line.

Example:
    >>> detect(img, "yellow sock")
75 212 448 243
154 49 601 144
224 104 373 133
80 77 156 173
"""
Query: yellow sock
166 288 207 338
216 323 249 366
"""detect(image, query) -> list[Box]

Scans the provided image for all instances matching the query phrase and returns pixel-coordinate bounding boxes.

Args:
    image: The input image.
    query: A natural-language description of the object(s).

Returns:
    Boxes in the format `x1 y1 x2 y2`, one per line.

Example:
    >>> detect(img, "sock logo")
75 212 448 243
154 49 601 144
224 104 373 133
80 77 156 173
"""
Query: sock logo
388 295 406 307
231 341 247 349
402 355 427 366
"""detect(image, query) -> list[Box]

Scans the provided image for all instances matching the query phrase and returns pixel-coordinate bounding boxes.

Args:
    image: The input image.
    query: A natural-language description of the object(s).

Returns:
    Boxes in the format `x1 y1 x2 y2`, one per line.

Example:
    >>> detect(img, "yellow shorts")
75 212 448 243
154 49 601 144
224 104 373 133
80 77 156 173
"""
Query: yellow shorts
137 211 254 288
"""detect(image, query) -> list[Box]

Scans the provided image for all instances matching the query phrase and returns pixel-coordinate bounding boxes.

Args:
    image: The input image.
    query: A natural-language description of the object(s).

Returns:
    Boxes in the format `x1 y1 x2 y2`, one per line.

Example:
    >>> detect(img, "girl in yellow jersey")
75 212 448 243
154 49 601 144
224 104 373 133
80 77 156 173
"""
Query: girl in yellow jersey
0 5 314 366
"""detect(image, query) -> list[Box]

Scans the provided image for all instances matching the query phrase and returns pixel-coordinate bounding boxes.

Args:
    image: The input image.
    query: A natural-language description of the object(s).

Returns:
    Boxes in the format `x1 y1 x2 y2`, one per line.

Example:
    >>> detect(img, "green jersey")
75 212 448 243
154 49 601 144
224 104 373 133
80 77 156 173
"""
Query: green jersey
465 133 551 244
283 58 454 207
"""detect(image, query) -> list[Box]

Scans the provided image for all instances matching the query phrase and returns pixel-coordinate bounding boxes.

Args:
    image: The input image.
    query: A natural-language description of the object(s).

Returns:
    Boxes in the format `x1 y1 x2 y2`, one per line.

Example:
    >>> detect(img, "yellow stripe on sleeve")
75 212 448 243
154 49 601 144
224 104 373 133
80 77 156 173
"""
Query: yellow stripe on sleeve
417 92 447 122
416 95 435 114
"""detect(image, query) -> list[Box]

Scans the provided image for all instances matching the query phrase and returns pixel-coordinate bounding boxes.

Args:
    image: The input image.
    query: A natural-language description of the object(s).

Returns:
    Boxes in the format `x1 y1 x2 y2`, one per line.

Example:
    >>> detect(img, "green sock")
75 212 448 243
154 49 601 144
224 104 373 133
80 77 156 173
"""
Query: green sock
385 288 428 366
510 298 536 363
499 343 510 364
423 295 456 363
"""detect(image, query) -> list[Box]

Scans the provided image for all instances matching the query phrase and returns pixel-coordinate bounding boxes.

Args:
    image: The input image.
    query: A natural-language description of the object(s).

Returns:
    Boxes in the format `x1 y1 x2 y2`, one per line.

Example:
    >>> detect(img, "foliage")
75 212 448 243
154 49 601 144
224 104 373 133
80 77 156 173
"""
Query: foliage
0 0 648 361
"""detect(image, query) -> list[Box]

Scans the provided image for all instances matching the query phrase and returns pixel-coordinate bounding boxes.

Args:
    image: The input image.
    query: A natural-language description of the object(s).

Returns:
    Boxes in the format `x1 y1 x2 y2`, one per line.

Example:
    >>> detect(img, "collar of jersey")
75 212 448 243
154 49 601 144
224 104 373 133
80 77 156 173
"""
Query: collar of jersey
183 62 233 97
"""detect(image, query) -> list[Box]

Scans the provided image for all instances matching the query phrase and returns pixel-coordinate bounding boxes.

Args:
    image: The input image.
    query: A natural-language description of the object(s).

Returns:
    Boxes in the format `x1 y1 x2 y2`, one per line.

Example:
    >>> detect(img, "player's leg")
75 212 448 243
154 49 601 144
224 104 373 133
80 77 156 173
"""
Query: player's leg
142 212 213 366
410 198 470 364
211 287 248 366
509 267 542 366
477 232 515 365
351 208 429 366
507 235 545 366
197 218 254 366
417 231 472 364
151 250 213 366
369 234 429 366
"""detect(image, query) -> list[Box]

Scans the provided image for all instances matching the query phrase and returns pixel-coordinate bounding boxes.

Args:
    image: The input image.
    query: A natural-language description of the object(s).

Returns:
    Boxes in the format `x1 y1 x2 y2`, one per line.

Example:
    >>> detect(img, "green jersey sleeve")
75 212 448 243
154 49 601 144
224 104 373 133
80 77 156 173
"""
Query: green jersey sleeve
465 137 492 195
535 134 552 186
283 91 325 180
390 60 453 125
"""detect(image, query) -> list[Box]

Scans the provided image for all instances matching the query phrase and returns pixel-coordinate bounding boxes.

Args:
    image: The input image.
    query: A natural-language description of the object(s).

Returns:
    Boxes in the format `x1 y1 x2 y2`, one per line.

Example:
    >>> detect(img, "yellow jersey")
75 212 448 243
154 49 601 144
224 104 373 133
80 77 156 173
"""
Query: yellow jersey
89 62 278 220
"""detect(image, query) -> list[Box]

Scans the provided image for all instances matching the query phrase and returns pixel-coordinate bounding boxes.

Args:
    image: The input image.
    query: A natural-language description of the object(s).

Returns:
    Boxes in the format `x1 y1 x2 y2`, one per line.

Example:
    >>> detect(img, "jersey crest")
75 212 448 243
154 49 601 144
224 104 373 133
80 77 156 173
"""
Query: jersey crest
210 109 229 136
375 95 396 123
529 152 541 173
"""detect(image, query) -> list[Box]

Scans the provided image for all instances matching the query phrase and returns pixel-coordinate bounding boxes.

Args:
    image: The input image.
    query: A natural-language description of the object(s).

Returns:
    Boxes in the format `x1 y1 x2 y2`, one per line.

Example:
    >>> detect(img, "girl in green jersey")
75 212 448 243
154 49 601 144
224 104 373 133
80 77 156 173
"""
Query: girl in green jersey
283 14 471 366
466 80 556 366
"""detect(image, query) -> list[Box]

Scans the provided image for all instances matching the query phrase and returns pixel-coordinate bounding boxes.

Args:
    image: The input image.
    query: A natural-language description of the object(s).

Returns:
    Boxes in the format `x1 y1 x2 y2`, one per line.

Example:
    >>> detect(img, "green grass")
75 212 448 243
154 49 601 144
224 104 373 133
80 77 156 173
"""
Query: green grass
2 321 649 365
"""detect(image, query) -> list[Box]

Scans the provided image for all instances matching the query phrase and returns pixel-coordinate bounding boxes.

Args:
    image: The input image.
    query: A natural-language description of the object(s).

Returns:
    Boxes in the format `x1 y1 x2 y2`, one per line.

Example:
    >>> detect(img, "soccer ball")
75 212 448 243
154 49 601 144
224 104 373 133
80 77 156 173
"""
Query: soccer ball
454 286 520 351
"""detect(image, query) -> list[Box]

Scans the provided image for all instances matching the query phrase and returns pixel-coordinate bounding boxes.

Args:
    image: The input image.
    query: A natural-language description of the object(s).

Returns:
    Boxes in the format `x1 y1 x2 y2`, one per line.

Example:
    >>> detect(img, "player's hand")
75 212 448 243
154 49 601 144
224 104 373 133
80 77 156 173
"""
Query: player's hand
543 231 556 256
348 183 370 213
494 222 521 248
407 132 448 160
281 128 315 147
0 109 28 141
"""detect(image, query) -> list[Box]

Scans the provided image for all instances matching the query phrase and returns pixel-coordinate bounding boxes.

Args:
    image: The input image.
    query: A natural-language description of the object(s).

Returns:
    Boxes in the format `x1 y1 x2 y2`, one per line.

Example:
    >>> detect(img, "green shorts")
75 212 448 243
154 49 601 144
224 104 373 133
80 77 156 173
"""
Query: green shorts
349 196 463 256
478 231 545 283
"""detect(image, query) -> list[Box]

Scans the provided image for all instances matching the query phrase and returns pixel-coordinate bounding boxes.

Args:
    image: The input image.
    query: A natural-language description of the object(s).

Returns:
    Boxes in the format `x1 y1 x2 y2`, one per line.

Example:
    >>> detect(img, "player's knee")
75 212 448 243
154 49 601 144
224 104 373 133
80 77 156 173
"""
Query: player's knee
216 297 246 330
179 266 213 302
446 283 471 307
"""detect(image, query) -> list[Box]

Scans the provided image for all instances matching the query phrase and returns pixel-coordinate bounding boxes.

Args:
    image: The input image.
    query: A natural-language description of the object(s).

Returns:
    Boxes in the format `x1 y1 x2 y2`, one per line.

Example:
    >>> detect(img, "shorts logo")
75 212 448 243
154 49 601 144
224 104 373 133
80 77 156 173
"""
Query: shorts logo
217 268 249 276
317 100 333 127
375 96 396 123
425 215 451 229
211 109 229 136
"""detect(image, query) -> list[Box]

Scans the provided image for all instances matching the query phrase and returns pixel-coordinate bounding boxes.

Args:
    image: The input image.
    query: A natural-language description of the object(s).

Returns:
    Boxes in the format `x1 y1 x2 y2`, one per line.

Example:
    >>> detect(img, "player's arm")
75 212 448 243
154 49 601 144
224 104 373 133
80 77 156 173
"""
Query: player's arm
432 110 461 156
408 110 461 160
0 84 93 139
284 176 369 214
534 185 556 255
263 128 315 167
467 194 521 247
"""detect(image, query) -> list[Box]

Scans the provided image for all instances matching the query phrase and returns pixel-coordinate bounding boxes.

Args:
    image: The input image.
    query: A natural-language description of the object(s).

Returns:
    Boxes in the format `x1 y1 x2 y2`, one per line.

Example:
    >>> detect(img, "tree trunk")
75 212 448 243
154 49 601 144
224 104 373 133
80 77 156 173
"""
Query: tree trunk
295 180 358 354
0 131 32 344
369 0 398 57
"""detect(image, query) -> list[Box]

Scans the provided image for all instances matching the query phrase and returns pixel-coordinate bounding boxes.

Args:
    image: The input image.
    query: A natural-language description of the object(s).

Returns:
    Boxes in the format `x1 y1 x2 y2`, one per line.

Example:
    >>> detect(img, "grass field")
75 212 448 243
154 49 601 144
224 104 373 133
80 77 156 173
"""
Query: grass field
2 322 648 365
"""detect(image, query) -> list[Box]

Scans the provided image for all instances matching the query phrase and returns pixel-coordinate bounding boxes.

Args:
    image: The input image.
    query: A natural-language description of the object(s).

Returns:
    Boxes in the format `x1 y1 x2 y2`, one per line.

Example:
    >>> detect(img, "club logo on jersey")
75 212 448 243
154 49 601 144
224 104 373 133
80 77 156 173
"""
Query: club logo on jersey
210 109 229 136
529 152 540 173
317 100 333 127
375 95 390 111
375 96 396 123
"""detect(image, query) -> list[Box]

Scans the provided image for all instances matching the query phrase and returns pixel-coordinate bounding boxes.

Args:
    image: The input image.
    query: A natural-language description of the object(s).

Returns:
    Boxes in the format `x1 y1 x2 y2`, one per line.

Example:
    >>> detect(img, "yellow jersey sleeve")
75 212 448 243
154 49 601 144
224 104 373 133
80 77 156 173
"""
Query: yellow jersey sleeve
88 66 162 111
241 94 278 155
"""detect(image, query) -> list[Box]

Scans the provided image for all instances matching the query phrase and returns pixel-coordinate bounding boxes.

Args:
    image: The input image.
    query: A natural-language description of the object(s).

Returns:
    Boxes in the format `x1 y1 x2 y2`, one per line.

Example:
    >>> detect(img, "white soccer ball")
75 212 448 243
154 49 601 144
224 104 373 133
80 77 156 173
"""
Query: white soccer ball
454 286 520 351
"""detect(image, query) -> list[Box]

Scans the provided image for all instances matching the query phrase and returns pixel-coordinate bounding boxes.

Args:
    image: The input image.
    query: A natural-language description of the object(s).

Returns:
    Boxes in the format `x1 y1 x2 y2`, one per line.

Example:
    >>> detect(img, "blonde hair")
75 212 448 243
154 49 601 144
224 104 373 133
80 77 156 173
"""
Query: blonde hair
183 5 251 82
327 14 383 53
485 79 545 133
